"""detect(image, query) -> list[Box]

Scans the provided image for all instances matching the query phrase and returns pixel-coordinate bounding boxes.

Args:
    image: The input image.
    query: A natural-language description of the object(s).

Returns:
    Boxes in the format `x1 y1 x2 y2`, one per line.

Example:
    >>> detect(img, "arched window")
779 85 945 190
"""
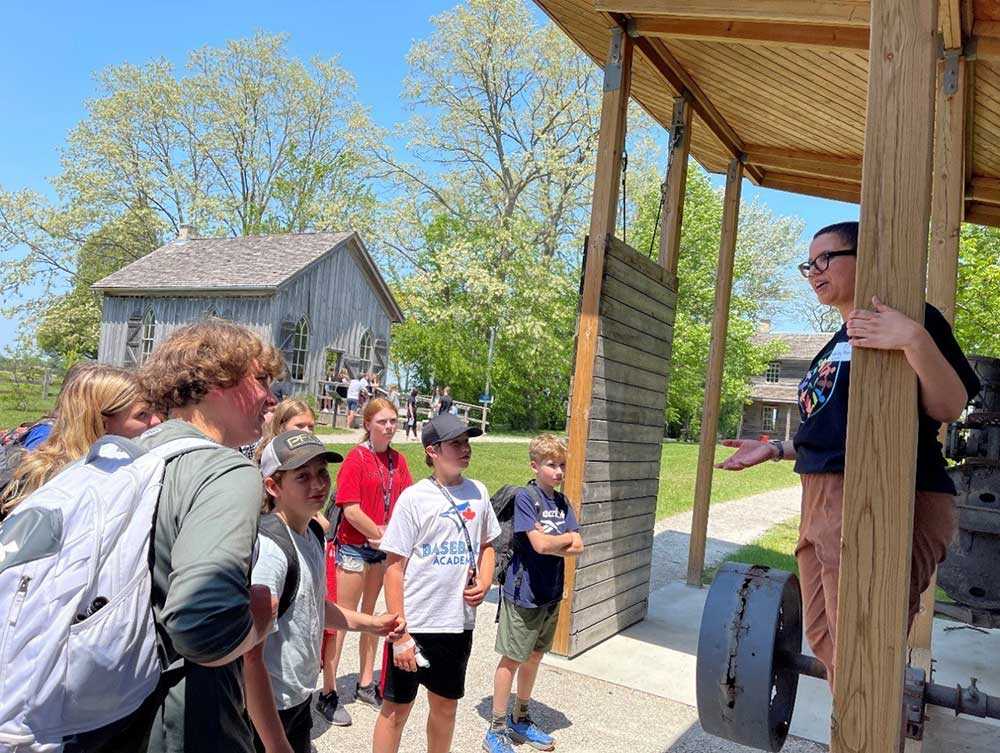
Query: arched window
358 330 374 374
289 316 309 382
140 308 156 363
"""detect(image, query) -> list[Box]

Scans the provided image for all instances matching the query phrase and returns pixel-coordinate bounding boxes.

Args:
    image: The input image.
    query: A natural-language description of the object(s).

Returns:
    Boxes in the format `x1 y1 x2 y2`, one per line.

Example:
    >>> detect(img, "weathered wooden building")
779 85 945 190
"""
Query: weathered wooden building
740 332 832 441
93 229 403 395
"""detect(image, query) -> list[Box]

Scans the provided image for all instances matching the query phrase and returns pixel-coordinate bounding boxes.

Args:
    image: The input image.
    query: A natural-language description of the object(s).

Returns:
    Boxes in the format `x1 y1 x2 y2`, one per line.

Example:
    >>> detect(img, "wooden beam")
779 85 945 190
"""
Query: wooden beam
929 58 967 325
686 158 742 587
759 172 861 204
628 32 765 183
595 0 872 26
745 146 863 182
553 28 633 657
964 201 1000 227
903 55 966 753
658 95 692 284
940 0 962 49
967 176 1000 206
630 16 870 50
832 2 938 752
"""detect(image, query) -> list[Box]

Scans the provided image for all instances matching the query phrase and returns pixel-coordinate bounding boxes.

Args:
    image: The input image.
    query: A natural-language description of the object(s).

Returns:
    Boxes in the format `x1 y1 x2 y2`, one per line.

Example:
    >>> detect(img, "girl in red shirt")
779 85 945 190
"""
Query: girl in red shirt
317 397 413 726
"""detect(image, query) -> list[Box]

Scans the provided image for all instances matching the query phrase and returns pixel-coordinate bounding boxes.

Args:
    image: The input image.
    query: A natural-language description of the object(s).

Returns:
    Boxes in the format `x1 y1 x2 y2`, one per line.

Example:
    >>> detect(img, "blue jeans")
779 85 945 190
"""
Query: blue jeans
336 542 386 572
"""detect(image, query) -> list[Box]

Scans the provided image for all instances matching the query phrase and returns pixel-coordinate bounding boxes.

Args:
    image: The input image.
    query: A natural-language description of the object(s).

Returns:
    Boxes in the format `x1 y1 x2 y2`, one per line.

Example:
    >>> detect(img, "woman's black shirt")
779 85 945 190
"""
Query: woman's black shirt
792 303 981 493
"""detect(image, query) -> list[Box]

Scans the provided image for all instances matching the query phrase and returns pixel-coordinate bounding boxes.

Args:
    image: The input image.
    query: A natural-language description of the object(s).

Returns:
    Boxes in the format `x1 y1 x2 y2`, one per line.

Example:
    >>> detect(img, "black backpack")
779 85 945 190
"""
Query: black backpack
490 482 542 587
257 513 326 619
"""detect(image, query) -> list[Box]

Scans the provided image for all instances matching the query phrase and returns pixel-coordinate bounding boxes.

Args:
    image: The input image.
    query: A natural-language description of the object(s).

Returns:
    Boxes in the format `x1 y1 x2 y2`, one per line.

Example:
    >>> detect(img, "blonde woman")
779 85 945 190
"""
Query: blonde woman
252 399 317 463
0 364 160 515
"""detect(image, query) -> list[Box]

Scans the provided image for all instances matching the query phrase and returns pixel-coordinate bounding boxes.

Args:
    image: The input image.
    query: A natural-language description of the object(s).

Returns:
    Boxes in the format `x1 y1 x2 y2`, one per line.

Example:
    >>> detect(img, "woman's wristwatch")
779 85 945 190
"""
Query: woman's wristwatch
768 439 785 462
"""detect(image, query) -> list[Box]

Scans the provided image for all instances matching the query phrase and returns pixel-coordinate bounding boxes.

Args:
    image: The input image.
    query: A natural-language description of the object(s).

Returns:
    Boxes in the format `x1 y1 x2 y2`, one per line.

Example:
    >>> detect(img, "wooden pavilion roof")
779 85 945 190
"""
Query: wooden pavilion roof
535 0 1000 227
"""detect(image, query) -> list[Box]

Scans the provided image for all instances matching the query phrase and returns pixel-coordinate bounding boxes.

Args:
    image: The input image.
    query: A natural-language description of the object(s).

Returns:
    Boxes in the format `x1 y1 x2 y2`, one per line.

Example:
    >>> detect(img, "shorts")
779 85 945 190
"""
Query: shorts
336 542 387 572
347 398 359 411
251 697 312 753
495 599 560 662
379 631 474 704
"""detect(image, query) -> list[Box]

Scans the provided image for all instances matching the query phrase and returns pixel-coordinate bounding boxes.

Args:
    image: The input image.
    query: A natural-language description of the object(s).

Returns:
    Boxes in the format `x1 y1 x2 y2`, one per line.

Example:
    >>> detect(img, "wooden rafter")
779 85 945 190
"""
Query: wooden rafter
759 172 861 203
594 0 872 26
629 16 870 50
623 27 765 182
744 146 862 181
967 175 1000 205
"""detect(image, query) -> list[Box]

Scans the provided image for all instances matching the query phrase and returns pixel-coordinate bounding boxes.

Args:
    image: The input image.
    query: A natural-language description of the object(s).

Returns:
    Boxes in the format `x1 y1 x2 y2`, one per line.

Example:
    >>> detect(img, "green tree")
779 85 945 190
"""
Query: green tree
0 32 377 346
628 164 800 438
955 224 1000 357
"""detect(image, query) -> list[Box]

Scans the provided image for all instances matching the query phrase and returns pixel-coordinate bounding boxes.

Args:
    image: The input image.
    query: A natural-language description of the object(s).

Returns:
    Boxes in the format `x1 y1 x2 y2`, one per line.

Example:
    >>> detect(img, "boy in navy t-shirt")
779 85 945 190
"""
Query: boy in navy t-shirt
484 435 583 753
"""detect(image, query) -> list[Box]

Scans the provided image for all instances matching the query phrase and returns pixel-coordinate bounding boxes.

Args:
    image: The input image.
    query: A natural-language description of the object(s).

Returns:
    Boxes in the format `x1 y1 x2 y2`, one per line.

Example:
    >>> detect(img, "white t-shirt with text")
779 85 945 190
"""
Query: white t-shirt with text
380 477 501 633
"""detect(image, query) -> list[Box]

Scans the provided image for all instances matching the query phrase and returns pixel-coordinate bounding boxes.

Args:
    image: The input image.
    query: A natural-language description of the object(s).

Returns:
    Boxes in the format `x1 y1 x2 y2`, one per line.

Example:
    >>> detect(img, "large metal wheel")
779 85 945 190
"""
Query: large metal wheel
696 562 803 752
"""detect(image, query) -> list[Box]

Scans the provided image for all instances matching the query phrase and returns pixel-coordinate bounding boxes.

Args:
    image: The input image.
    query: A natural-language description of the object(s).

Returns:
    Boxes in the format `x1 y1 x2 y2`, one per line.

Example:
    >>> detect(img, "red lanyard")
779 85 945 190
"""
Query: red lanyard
366 441 395 520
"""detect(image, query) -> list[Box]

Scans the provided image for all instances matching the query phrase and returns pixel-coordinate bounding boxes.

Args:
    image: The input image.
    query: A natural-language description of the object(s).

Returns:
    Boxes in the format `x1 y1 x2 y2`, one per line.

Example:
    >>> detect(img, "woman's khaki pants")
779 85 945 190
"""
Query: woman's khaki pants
795 473 956 690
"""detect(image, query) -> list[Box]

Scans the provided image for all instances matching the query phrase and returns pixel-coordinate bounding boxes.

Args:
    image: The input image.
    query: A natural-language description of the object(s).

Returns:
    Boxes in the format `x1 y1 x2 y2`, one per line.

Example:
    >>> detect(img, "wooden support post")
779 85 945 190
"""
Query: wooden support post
831 2 938 751
658 95 692 287
685 158 742 587
552 27 633 656
903 59 966 753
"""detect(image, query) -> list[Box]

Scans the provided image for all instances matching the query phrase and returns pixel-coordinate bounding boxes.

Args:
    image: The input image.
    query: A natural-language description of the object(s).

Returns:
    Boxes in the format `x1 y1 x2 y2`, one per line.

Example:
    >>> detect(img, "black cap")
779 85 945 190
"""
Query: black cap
421 413 483 447
260 430 343 478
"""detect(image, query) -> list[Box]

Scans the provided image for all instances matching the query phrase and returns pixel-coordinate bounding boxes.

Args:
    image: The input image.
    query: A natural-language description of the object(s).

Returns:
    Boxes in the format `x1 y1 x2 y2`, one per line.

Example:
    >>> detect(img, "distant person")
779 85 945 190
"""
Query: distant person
484 435 582 753
319 398 412 726
429 387 441 416
405 389 419 440
388 385 401 412
372 413 500 753
346 375 364 428
65 320 284 752
716 220 980 689
438 386 453 415
0 365 160 514
246 430 404 753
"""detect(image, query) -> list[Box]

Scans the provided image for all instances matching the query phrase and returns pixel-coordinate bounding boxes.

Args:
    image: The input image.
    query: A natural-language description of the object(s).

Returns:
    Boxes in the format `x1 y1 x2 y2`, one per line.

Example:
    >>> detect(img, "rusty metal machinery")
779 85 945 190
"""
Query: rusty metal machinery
939 355 1000 625
697 563 1000 752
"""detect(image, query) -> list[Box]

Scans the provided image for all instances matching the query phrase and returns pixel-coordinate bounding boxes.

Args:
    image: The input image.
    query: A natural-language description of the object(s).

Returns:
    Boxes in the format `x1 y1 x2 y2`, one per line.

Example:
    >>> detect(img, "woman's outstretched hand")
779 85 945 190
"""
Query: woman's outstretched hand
715 439 775 471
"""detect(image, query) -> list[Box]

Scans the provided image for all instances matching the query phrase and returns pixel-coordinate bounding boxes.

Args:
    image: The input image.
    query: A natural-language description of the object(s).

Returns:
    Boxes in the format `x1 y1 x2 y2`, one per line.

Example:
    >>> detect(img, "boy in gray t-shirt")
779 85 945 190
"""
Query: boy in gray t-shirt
246 431 403 753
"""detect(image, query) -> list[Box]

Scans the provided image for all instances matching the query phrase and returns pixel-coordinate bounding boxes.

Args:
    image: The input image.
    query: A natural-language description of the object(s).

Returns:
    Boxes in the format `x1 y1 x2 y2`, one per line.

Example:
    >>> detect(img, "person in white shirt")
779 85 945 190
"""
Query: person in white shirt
372 413 501 753
346 377 363 428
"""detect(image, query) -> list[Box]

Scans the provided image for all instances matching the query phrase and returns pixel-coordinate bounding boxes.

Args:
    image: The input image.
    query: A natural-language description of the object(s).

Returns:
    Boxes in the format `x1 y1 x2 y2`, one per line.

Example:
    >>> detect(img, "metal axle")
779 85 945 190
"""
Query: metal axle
780 651 1000 722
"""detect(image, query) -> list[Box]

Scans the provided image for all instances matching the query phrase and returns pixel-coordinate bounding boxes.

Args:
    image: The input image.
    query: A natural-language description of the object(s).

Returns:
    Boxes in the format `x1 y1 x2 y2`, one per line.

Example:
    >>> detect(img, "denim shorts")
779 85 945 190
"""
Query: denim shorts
346 398 359 411
336 542 386 572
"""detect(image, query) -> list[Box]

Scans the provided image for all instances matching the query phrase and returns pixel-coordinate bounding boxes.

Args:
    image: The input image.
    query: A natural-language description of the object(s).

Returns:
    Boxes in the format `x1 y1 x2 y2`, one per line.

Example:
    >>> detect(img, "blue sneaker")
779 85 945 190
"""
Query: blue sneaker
507 714 555 751
483 727 515 753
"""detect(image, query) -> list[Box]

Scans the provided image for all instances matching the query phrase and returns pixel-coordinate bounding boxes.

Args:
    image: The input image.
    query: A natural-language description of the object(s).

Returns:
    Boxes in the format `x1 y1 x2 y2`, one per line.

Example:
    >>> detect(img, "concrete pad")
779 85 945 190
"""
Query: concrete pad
544 579 1000 752
544 580 835 745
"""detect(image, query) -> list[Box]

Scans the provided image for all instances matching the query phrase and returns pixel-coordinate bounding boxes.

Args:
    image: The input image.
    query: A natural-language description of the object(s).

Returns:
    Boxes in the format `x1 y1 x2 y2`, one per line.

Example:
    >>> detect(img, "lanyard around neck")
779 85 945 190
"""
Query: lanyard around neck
366 441 394 518
429 476 478 579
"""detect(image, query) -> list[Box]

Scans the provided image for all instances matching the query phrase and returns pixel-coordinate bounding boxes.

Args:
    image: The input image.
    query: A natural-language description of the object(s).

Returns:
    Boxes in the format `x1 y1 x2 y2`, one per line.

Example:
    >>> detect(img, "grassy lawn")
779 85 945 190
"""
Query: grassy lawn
324 440 799 521
0 382 57 430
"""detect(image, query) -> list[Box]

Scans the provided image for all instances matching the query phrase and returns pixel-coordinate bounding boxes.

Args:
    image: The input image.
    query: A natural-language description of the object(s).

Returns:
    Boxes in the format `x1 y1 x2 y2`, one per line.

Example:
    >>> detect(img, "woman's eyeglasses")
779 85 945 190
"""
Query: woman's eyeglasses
798 249 856 278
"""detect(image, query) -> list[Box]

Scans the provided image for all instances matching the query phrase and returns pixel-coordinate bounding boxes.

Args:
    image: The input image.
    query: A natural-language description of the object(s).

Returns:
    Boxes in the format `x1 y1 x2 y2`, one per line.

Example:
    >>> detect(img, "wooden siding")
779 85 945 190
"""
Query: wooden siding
271 243 392 393
565 237 675 656
98 295 273 367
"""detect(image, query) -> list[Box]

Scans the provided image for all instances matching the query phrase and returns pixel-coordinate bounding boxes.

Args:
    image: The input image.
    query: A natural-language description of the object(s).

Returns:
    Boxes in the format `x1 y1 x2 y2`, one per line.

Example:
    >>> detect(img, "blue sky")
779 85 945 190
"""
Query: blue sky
0 0 854 348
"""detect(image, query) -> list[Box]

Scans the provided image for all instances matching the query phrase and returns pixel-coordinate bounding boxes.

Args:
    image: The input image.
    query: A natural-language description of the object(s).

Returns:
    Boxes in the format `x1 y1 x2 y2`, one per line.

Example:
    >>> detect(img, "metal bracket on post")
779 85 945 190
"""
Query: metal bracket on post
942 47 962 96
604 27 624 92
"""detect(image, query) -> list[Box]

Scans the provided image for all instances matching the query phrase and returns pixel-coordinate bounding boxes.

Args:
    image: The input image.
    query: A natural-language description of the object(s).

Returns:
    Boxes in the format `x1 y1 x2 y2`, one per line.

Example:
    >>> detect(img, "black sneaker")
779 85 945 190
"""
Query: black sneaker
316 690 352 726
354 681 383 709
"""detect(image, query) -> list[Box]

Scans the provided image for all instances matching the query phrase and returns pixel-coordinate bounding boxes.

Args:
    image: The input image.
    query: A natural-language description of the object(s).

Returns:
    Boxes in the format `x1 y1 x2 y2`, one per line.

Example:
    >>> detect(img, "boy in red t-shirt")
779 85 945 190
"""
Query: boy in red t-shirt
318 398 413 727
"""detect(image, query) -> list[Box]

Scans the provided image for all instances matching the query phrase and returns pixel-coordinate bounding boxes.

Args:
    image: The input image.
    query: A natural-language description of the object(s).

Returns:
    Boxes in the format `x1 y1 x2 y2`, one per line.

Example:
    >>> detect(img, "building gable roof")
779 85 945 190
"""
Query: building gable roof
752 332 836 361
93 230 404 323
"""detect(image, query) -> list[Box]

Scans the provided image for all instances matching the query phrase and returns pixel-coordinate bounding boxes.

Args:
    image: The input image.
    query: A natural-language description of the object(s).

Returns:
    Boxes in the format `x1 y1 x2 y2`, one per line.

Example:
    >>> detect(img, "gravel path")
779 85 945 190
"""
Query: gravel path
310 484 814 753
649 484 802 591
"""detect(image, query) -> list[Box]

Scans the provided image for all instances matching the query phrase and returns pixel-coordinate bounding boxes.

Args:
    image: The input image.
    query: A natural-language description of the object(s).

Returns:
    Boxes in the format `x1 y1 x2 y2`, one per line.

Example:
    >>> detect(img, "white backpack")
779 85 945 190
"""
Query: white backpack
0 434 216 750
